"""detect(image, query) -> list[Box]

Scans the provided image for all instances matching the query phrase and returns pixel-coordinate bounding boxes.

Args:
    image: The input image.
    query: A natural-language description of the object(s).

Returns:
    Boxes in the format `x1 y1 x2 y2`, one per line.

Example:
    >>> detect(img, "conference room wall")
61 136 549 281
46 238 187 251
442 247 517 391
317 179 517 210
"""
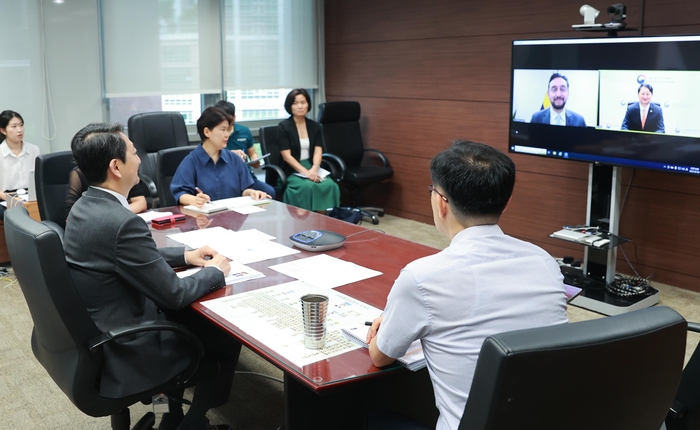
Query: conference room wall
324 0 700 292
0 1 103 154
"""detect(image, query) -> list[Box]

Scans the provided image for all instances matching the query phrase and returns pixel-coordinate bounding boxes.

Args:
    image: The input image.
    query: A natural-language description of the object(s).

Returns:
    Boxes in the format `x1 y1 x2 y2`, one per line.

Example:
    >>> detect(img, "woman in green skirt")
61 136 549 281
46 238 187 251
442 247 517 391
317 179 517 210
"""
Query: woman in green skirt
277 89 340 211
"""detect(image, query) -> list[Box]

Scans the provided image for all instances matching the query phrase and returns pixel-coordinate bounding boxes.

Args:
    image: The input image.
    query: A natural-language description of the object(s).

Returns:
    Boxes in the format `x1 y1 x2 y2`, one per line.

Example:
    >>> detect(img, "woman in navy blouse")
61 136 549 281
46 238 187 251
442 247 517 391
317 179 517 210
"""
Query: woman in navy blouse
171 107 270 207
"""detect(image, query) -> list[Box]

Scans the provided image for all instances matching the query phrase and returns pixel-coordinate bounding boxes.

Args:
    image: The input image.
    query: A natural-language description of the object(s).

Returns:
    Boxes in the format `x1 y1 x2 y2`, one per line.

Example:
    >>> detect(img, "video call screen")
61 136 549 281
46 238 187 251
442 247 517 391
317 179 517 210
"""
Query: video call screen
509 36 700 174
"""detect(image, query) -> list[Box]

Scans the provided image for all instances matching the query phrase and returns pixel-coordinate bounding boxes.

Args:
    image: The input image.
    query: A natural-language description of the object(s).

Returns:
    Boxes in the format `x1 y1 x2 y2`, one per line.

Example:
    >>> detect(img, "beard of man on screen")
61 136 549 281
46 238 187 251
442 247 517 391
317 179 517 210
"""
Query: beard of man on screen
530 73 587 127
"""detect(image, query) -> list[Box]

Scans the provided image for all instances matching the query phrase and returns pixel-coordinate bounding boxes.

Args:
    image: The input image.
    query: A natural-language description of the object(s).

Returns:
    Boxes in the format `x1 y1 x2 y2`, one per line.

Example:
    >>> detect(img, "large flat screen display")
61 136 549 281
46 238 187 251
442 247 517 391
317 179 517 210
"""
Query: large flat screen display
509 35 700 175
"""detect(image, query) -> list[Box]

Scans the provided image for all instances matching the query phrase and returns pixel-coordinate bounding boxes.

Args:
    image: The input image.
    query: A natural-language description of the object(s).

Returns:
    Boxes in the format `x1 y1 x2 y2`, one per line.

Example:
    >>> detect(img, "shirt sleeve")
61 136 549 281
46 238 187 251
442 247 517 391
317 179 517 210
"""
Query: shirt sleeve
233 154 255 191
277 121 293 152
127 179 146 199
170 156 197 204
376 268 430 359
242 127 254 149
64 168 84 220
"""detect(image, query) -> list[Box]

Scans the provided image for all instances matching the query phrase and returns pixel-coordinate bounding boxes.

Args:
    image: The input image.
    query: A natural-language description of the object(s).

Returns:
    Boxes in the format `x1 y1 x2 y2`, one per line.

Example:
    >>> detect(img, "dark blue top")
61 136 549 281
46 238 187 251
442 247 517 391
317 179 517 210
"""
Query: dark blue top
170 144 254 204
225 123 254 152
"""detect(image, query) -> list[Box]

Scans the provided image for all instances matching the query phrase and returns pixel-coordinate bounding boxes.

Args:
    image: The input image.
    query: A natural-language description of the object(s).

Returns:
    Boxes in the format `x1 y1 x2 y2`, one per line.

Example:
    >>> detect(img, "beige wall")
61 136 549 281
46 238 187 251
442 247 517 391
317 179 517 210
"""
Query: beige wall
324 0 700 292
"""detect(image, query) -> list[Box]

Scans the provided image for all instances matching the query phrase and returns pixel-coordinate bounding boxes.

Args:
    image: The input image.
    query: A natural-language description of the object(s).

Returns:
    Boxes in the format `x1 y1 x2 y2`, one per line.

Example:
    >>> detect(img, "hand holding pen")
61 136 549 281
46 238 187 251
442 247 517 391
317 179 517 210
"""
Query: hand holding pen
194 187 211 208
365 316 383 344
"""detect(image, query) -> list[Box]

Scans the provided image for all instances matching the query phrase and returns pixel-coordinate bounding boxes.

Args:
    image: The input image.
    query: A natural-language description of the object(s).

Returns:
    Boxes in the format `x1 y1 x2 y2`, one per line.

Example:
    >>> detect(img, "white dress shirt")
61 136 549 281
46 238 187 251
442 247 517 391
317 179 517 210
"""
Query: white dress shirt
0 141 40 193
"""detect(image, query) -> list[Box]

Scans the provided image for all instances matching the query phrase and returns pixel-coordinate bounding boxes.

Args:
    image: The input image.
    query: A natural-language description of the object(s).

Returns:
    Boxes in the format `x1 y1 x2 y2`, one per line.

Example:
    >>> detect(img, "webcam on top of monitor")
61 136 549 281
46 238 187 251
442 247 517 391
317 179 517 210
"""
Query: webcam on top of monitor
572 3 628 32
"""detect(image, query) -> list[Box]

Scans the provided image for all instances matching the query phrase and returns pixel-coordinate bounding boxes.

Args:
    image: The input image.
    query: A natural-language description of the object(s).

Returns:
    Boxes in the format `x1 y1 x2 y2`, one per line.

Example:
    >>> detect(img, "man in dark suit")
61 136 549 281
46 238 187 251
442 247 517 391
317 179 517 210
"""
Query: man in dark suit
64 123 236 430
621 83 665 133
530 73 587 127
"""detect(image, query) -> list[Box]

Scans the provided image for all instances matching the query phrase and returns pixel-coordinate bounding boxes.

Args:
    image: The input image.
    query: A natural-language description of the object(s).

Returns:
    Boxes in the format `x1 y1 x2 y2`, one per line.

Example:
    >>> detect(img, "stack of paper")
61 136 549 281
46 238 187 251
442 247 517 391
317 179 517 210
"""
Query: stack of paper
341 324 426 371
176 260 264 285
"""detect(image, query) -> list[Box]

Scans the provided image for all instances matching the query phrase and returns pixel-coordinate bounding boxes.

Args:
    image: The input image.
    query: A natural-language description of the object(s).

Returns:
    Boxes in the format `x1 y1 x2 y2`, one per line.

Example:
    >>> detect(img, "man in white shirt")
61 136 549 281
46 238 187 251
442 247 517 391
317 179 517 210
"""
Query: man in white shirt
366 140 569 430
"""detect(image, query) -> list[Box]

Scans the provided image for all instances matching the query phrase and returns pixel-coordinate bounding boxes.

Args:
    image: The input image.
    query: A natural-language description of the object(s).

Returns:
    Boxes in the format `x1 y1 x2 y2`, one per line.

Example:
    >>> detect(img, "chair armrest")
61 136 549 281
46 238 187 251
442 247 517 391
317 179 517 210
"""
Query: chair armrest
88 320 204 358
262 164 287 189
688 322 700 333
139 173 158 197
364 148 390 167
89 320 204 385
322 153 346 182
41 221 65 243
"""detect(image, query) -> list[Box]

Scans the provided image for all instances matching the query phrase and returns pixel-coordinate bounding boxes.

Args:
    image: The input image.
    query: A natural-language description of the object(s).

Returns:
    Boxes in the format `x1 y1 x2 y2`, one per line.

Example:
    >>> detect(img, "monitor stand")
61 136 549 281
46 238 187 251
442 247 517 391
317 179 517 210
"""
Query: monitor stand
566 164 659 316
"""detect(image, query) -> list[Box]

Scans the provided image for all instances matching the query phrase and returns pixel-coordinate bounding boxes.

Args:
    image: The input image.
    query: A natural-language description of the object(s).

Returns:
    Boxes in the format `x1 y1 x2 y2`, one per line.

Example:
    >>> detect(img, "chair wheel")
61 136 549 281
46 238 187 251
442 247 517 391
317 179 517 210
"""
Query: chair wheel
132 412 156 430
378 211 384 217
371 217 379 225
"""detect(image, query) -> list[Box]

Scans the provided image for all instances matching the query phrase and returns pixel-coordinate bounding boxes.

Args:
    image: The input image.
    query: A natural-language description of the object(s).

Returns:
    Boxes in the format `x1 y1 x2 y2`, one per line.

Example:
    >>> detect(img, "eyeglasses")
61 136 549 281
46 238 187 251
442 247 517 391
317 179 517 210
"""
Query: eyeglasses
428 184 448 202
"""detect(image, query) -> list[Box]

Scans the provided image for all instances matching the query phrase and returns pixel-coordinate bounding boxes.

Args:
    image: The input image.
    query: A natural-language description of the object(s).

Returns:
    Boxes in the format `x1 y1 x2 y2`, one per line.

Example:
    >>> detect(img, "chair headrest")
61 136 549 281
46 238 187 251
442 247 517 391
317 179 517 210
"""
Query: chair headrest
318 101 361 124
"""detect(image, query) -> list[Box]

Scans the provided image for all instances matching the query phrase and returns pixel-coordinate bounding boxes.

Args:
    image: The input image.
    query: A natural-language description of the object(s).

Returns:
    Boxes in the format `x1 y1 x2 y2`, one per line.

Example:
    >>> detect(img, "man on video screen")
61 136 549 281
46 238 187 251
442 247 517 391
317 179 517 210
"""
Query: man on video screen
530 73 587 127
621 83 665 133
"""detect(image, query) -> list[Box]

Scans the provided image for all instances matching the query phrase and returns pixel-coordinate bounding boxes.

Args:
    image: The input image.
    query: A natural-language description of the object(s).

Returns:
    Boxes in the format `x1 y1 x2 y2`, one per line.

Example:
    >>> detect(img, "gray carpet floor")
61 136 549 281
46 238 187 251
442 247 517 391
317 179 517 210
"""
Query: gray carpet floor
1 214 698 429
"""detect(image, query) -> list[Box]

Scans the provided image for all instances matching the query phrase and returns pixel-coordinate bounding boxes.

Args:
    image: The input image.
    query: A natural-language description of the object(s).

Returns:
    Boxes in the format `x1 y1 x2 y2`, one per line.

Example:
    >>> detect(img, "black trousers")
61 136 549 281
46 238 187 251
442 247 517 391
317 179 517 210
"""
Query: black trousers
165 307 242 429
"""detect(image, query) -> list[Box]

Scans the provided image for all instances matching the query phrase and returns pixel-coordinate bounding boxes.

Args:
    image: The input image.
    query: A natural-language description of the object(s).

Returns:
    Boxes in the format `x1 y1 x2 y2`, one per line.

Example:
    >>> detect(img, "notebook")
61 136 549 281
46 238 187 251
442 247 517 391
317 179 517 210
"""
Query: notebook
182 203 229 214
341 324 426 371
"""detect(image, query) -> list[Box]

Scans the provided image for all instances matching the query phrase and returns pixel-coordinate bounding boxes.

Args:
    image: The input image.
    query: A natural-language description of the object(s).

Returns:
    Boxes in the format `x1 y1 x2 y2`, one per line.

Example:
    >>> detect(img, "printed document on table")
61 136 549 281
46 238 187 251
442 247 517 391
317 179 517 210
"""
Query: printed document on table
177 261 264 285
201 281 383 367
167 227 299 264
269 254 382 289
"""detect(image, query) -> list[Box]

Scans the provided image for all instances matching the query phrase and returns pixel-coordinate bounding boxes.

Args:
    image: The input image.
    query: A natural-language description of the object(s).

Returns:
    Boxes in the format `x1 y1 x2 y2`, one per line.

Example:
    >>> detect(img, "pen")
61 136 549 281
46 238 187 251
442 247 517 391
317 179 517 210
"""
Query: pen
365 321 373 326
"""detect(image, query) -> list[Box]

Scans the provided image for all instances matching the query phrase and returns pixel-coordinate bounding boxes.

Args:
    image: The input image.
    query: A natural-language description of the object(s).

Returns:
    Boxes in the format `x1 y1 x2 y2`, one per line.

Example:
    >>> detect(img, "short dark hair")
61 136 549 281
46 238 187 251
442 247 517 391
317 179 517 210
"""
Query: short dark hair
0 110 24 144
638 83 653 94
284 89 311 115
71 123 126 185
548 73 569 89
215 100 236 117
197 106 232 142
430 140 516 220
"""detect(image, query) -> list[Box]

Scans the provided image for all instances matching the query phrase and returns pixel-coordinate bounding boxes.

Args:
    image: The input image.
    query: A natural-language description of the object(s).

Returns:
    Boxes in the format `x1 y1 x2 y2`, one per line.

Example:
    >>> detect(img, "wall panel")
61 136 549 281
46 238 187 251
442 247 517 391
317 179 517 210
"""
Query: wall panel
325 0 700 291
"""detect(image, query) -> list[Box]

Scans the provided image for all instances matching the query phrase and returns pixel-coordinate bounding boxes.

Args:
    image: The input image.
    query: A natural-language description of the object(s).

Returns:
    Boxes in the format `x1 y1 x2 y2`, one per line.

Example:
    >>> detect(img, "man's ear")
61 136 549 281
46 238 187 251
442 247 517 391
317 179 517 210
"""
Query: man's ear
108 158 122 180
437 193 449 219
501 196 513 214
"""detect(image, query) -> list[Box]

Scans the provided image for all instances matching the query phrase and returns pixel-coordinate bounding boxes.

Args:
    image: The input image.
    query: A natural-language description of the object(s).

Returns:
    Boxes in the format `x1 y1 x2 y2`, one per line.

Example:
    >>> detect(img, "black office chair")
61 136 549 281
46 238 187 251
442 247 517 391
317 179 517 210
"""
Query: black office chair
34 150 74 230
666 322 700 430
4 206 204 430
156 146 196 207
258 125 291 202
258 125 345 203
318 101 393 224
128 112 191 208
458 306 687 430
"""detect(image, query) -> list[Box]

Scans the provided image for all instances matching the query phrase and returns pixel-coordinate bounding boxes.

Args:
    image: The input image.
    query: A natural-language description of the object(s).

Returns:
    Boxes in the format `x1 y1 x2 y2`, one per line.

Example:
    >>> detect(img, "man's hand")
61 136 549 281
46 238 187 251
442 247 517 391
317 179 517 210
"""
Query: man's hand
231 149 247 162
204 254 231 276
367 315 395 368
185 246 219 266
366 315 383 343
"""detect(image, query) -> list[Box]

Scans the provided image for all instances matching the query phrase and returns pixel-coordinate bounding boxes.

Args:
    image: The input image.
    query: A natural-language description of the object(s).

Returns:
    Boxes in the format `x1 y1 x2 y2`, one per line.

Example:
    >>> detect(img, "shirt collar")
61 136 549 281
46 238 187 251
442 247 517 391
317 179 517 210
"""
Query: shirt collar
0 141 27 158
551 107 566 118
194 143 230 166
91 185 131 210
451 224 504 245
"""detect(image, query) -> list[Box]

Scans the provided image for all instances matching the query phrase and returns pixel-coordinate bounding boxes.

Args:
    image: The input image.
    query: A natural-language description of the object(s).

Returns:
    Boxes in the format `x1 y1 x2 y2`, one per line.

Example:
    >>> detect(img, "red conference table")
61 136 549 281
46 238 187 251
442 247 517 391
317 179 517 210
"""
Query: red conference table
151 201 439 429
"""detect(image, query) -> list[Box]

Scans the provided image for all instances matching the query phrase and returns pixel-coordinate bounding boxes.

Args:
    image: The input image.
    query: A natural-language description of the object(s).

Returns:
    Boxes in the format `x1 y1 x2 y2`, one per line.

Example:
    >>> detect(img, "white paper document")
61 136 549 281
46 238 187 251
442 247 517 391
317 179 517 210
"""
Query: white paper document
201 281 383 367
138 211 173 223
293 167 331 180
211 196 272 209
233 205 265 215
167 227 299 264
269 254 382 289
176 261 264 285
